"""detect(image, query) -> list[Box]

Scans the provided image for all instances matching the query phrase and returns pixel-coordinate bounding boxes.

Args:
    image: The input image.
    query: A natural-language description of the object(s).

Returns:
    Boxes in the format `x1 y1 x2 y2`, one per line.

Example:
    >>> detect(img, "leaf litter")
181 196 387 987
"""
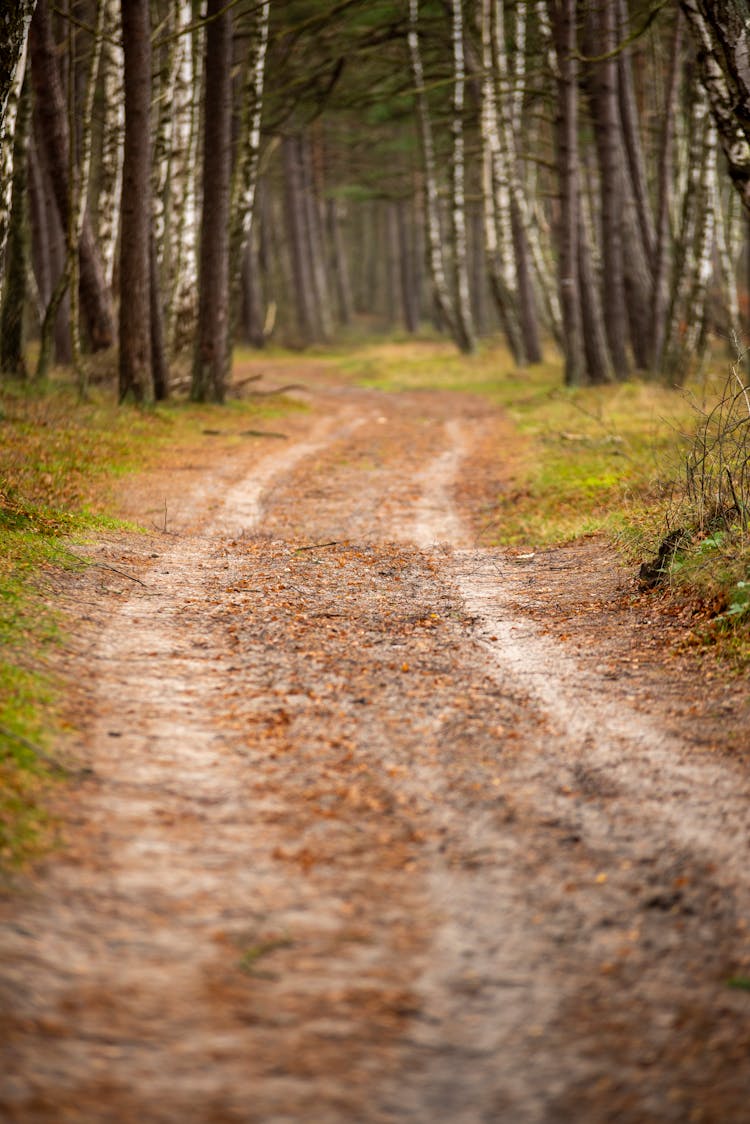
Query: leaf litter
0 369 749 1122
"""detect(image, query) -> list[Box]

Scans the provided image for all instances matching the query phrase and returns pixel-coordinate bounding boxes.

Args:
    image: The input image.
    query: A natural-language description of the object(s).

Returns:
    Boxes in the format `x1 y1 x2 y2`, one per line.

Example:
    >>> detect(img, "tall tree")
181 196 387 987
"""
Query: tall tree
407 0 459 345
449 0 475 354
585 1 629 379
548 0 586 385
119 0 153 401
0 0 36 277
479 0 526 363
0 74 31 376
680 0 750 216
191 0 232 402
29 0 114 352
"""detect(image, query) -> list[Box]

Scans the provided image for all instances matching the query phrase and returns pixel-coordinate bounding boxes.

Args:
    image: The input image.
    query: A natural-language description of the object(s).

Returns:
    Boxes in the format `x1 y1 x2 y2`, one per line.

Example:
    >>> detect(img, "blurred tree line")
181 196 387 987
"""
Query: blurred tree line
1 0 750 401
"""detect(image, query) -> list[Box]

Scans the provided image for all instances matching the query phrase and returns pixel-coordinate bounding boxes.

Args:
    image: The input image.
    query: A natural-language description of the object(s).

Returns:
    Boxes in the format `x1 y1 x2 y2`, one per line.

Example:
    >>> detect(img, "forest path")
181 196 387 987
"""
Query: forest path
1 366 749 1122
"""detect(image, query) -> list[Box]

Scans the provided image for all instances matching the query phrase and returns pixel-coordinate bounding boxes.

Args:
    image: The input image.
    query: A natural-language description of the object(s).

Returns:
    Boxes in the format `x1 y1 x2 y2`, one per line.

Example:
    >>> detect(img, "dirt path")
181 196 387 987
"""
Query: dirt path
1 372 749 1122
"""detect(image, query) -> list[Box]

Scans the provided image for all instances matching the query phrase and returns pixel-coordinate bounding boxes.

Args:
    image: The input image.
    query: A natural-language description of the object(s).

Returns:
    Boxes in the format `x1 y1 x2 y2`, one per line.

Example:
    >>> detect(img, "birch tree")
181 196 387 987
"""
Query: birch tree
166 0 201 352
96 0 123 287
0 0 36 278
479 0 525 363
29 0 114 355
0 74 30 376
67 0 106 393
407 0 459 346
680 0 750 216
229 0 270 302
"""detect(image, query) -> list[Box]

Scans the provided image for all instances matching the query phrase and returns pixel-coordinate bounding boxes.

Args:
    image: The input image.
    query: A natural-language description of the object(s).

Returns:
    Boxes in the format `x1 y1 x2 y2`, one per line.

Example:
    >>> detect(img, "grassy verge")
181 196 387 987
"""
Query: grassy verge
327 336 749 656
0 365 305 867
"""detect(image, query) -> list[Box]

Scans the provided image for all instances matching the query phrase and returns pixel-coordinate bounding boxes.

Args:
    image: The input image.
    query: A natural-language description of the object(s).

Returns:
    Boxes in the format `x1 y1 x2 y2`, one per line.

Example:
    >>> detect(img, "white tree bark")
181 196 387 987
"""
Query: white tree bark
230 0 269 285
479 0 525 362
167 0 201 351
96 0 123 287
0 2 35 278
407 0 458 342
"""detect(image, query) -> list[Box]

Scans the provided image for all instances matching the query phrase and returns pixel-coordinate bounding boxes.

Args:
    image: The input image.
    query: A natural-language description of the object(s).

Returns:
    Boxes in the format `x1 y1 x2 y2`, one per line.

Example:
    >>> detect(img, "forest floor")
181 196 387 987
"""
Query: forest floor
1 357 749 1122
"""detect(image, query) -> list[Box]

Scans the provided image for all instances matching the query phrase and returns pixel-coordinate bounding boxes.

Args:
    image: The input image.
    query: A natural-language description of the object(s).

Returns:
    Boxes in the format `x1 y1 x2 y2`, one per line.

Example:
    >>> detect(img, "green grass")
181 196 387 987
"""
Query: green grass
327 337 700 548
327 336 750 659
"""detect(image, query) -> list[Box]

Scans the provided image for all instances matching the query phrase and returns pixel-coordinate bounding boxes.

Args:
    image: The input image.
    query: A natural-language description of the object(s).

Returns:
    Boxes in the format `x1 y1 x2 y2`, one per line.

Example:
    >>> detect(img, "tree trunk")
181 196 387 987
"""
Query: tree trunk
241 226 266 347
479 0 526 363
326 197 352 327
30 122 70 364
96 0 123 288
0 0 36 277
578 200 614 385
229 0 269 301
511 197 542 362
549 0 586 385
119 0 153 402
29 0 114 351
651 11 683 369
680 0 750 216
67 0 106 396
282 133 318 344
150 229 169 399
616 0 656 268
450 0 475 353
191 0 232 402
407 0 458 343
585 2 629 378
0 74 31 376
167 0 201 352
300 133 333 340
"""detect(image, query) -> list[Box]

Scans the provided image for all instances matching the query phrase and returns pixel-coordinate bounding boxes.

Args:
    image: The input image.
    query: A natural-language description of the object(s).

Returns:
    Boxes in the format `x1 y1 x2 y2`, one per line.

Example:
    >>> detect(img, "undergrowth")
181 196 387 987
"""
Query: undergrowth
330 336 749 659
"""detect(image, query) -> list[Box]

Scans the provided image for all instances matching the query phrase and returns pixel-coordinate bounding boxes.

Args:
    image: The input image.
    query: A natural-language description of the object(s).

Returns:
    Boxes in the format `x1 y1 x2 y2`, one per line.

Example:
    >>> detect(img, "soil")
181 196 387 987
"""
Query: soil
1 360 749 1123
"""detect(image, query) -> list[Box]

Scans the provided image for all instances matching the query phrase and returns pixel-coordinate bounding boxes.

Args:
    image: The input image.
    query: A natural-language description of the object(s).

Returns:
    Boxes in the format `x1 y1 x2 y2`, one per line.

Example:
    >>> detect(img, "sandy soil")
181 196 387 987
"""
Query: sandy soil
1 365 749 1123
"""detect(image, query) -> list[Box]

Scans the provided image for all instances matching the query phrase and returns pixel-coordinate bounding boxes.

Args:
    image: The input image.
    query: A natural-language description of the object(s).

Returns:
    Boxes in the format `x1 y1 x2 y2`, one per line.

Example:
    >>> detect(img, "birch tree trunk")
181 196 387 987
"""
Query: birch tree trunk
661 89 714 378
680 0 750 216
450 0 475 353
0 74 30 376
167 0 201 352
29 0 114 353
479 0 525 363
151 1 179 291
119 0 153 402
407 0 458 343
502 0 563 348
663 112 718 381
96 0 123 288
191 0 232 402
0 0 36 278
714 180 742 348
650 11 683 369
229 0 269 299
67 0 106 394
